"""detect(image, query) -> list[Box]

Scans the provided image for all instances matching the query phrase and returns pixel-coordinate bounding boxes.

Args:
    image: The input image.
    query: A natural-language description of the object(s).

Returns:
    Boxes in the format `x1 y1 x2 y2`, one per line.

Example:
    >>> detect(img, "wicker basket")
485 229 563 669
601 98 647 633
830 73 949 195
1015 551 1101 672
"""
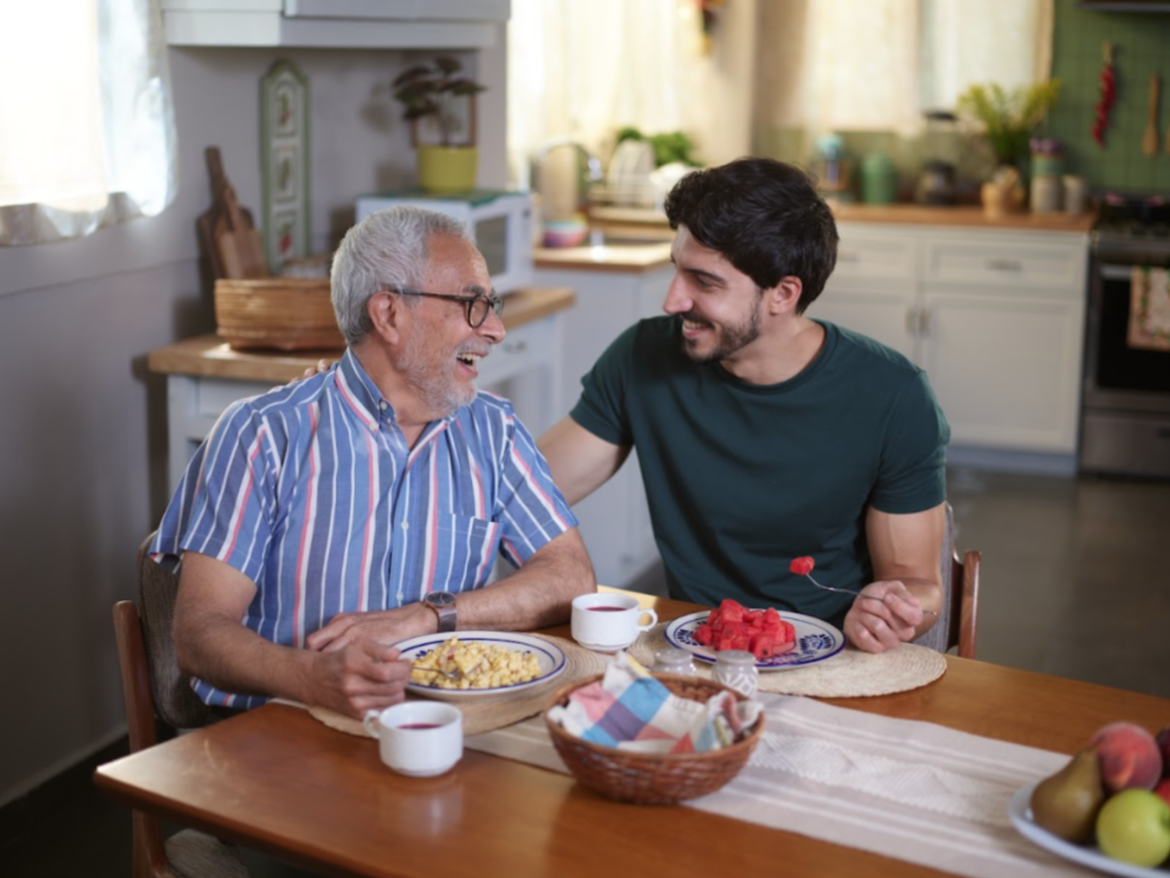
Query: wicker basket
544 674 764 805
214 278 344 352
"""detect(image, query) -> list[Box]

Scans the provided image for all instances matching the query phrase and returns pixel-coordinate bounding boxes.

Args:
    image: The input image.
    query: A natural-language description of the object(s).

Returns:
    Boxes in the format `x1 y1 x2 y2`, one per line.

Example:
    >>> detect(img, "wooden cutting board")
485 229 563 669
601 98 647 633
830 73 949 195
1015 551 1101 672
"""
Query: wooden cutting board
197 146 268 280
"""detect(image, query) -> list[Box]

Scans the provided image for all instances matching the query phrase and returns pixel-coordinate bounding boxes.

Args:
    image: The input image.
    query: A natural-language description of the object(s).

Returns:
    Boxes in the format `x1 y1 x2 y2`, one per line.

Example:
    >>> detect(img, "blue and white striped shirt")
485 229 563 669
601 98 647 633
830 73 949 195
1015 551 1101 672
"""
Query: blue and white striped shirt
152 349 577 708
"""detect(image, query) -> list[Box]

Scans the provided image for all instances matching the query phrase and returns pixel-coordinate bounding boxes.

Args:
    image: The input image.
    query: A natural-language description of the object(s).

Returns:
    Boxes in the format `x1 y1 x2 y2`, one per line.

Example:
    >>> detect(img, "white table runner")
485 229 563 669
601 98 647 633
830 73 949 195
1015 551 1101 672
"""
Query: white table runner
465 693 1099 878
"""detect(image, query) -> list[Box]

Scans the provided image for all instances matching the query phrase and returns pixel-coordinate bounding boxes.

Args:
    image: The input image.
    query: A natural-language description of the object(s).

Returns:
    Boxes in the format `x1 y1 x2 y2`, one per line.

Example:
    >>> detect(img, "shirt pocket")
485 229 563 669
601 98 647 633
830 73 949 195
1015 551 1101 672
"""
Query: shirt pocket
433 515 501 593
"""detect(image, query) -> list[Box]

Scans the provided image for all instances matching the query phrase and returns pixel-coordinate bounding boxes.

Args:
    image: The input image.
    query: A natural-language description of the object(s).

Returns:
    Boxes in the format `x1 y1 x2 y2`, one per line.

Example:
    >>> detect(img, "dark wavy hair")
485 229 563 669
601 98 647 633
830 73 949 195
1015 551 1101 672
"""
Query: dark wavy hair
663 157 839 314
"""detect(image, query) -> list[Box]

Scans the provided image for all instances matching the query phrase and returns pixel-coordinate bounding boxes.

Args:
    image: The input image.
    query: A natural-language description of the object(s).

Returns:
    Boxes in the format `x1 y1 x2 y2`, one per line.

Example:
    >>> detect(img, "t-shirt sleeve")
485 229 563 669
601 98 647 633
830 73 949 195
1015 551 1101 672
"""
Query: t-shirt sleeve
153 399 277 584
869 369 951 514
568 322 639 447
494 410 579 566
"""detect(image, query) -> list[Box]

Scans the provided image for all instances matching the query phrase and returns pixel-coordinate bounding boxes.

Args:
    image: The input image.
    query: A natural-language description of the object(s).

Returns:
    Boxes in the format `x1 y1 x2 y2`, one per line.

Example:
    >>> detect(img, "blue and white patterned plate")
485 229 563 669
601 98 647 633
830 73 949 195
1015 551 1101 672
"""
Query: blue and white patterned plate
395 631 567 702
663 610 846 671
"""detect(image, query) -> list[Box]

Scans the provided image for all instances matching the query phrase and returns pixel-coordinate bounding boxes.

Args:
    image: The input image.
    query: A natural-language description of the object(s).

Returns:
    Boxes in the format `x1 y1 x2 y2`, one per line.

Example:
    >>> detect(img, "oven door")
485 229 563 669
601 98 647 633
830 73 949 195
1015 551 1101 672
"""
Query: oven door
1080 259 1170 478
1084 262 1170 407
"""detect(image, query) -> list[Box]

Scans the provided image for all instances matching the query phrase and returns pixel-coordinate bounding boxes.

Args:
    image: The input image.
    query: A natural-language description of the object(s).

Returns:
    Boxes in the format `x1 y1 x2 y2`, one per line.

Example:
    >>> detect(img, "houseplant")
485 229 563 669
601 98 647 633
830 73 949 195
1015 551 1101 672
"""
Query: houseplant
955 80 1062 170
392 56 487 194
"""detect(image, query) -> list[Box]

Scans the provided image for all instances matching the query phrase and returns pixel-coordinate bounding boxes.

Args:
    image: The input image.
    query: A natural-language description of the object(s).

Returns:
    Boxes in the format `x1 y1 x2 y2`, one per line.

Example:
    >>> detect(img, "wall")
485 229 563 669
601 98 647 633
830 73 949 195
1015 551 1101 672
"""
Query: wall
0 31 508 809
1049 0 1170 193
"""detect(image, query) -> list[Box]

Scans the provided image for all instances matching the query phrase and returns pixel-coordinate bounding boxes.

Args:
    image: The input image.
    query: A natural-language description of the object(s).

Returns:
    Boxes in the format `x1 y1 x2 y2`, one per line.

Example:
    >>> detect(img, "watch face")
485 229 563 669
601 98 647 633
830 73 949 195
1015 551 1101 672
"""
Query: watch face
427 592 455 609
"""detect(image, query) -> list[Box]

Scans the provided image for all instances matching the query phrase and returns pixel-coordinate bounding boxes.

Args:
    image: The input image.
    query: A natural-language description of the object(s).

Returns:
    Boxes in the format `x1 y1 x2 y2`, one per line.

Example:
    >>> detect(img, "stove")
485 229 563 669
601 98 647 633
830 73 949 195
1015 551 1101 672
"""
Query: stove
1080 193 1170 479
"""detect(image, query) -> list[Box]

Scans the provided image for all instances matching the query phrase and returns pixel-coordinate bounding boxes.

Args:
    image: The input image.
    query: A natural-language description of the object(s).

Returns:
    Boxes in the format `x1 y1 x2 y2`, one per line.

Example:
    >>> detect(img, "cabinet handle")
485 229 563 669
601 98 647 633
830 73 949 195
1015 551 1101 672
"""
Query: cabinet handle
986 258 1022 272
918 307 930 335
905 306 917 334
502 340 528 354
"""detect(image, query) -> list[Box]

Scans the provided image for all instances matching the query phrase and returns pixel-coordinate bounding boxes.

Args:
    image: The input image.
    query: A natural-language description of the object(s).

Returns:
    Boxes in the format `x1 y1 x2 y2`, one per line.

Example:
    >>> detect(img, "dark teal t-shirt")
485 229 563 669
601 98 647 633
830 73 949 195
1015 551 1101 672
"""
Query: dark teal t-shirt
570 317 950 629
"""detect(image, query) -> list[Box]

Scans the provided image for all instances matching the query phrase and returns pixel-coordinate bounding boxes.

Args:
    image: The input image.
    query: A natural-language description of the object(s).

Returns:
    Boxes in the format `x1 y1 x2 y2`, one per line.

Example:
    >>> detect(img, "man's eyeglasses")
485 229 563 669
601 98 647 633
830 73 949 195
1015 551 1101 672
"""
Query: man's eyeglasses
382 287 504 329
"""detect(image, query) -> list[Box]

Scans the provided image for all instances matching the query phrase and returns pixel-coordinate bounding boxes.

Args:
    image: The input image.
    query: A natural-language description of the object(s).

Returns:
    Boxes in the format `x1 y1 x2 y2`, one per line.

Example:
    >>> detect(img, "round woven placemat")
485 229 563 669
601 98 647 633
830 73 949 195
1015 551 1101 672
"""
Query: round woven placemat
309 634 607 738
628 625 946 698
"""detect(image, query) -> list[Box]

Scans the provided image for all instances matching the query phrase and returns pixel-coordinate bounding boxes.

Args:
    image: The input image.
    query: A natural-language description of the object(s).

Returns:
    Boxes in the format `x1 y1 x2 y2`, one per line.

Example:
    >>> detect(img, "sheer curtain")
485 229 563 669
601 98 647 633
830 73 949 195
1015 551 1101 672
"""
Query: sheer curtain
506 0 710 188
0 0 178 246
757 0 1053 135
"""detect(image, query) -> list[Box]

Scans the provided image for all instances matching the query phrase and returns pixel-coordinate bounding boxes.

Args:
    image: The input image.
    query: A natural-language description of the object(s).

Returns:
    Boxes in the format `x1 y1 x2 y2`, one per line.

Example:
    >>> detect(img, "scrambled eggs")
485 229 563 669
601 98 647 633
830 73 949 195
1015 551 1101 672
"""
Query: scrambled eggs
411 636 543 690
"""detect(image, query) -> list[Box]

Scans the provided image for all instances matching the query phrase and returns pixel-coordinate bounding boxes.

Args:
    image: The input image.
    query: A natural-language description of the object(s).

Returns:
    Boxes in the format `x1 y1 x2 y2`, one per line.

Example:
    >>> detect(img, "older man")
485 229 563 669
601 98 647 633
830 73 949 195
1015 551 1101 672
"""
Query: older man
153 207 595 719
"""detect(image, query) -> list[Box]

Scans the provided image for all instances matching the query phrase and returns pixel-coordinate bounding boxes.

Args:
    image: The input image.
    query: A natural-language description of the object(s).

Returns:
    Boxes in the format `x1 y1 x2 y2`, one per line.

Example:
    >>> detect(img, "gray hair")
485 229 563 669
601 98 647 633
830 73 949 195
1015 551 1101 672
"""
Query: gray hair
330 206 474 345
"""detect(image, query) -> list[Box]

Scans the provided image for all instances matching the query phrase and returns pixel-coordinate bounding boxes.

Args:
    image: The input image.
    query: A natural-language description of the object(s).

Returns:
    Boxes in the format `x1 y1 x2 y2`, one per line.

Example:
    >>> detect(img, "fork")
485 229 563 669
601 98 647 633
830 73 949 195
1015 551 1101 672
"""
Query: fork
806 576 939 616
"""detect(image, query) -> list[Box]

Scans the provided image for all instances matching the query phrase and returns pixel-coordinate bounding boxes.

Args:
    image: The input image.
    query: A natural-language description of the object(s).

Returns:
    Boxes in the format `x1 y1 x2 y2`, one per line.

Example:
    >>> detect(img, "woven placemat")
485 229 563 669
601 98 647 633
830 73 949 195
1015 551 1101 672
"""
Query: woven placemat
628 624 946 698
308 634 607 737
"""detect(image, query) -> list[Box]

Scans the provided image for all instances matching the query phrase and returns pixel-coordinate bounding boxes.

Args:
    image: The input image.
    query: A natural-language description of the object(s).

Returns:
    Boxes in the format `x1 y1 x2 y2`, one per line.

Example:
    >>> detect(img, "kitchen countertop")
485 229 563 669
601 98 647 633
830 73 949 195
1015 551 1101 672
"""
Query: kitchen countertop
535 204 1093 273
148 286 575 383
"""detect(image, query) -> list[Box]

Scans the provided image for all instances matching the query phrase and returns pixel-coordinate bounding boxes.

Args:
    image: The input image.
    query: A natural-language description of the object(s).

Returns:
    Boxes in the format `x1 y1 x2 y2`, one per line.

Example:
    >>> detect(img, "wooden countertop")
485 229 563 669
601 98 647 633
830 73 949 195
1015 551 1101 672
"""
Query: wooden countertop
148 286 574 383
534 237 673 273
831 203 1096 233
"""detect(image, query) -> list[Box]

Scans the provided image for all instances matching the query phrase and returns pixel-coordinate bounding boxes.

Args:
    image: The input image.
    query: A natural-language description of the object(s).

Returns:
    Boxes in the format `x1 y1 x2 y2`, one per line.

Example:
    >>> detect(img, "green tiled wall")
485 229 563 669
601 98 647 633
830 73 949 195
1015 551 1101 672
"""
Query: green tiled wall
1051 0 1170 193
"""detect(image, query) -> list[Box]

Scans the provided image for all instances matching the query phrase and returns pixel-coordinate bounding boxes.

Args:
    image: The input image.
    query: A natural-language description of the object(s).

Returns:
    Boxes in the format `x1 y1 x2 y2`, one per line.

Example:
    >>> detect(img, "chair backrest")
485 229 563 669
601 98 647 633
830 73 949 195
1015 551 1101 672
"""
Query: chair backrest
911 503 980 659
111 535 245 878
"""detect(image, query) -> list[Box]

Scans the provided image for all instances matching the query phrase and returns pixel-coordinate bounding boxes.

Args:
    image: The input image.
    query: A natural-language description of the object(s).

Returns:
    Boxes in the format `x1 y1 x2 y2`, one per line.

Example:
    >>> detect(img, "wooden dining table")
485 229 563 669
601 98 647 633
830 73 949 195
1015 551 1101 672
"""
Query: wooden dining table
94 589 1170 878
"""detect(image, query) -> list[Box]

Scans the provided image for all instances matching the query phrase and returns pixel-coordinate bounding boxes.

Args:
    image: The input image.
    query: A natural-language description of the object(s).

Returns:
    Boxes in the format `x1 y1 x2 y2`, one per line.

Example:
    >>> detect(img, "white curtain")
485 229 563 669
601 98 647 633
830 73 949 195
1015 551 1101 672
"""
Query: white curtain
0 0 178 246
507 0 710 187
758 0 1054 135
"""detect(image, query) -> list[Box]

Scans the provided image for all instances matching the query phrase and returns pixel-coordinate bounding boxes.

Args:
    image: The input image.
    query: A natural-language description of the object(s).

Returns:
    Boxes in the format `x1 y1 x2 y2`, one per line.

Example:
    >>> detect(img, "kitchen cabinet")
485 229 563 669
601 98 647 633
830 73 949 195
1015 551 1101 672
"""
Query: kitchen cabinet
534 252 673 589
159 0 507 48
812 222 1089 461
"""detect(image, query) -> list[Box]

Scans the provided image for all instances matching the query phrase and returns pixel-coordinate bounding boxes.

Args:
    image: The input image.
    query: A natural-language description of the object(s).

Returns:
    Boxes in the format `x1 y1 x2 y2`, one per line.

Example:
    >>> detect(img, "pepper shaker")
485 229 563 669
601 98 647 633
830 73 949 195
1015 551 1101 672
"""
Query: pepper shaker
713 650 758 699
653 646 697 677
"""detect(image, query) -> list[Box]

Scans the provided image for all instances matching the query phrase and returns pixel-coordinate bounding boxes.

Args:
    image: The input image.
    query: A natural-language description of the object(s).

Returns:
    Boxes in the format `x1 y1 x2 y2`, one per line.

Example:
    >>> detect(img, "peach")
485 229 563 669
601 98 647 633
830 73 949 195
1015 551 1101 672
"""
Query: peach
1157 726 1170 776
1092 722 1164 793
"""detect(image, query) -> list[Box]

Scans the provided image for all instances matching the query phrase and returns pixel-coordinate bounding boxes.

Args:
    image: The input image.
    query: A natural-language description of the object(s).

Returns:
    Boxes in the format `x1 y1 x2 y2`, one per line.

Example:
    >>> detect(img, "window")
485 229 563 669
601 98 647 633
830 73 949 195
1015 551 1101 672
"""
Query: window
0 0 177 246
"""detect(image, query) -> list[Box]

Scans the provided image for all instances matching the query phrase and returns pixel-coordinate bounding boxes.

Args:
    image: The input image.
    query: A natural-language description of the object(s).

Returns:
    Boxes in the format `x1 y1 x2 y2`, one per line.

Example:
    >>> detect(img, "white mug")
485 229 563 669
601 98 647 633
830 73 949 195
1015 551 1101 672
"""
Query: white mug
363 702 463 777
570 593 658 652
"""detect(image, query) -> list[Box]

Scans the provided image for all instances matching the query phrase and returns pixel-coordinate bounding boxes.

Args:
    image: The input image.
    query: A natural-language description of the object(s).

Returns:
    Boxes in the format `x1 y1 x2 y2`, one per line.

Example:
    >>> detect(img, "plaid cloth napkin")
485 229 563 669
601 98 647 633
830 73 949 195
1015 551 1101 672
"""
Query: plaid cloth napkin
547 653 762 754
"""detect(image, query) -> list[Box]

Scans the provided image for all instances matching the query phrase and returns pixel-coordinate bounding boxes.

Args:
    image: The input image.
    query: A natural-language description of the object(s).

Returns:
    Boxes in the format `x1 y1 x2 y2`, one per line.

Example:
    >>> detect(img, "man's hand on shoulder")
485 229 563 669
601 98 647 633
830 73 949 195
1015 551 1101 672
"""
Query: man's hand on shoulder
841 580 926 653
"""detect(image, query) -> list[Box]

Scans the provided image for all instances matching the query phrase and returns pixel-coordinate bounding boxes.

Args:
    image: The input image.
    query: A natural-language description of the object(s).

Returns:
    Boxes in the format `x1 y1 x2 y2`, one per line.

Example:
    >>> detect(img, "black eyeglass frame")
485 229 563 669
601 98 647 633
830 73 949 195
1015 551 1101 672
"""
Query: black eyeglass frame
381 286 504 329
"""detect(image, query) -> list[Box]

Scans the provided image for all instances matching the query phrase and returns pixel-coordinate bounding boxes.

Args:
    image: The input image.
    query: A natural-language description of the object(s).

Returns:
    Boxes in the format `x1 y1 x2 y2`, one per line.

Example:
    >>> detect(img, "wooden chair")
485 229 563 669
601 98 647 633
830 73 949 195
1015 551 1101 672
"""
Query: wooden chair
912 503 981 659
111 535 247 878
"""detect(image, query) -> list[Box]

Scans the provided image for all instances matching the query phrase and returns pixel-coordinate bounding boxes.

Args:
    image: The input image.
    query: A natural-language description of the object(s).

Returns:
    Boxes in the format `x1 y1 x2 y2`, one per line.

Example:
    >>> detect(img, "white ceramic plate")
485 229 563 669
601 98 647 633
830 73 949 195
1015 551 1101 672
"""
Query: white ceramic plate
1009 783 1170 877
663 610 845 670
395 631 567 702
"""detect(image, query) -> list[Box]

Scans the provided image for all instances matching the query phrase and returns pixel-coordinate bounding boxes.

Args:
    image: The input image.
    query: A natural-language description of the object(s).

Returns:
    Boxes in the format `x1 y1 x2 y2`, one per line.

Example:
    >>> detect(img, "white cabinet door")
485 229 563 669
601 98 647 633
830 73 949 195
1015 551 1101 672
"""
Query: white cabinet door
810 285 917 361
534 263 671 588
920 290 1085 453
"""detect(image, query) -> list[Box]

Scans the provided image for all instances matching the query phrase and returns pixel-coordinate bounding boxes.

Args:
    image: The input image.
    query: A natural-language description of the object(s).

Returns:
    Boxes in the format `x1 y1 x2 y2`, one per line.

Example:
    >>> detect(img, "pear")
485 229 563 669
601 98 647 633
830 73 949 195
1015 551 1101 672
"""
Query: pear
1030 748 1106 843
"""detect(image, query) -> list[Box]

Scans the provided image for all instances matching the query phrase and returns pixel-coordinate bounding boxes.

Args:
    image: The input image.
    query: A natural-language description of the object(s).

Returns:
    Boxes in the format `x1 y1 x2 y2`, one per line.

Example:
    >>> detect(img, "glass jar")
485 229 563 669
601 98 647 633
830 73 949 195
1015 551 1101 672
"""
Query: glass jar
713 650 758 699
653 646 697 677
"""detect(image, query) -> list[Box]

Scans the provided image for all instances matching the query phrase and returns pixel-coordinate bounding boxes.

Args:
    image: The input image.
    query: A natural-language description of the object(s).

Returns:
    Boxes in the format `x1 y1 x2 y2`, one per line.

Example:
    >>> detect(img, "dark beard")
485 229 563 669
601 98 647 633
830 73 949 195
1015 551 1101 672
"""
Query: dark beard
678 302 762 364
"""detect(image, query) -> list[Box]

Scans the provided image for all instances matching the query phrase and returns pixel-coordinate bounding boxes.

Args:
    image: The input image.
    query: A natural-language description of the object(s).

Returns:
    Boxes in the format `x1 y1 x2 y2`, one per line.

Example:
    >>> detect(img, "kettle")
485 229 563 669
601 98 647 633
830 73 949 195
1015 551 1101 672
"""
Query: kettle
916 160 957 205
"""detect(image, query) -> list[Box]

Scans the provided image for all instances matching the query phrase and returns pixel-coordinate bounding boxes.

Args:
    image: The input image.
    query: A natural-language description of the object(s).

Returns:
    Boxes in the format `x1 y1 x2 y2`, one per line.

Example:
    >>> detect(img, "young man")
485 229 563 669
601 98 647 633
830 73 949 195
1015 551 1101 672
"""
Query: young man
538 158 950 654
153 207 595 719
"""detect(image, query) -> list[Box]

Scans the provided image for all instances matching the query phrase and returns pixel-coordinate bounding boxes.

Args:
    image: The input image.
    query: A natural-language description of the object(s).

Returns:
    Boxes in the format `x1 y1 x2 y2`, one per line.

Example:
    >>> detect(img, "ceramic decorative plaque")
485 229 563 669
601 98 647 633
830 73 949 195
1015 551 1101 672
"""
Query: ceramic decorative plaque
260 59 310 272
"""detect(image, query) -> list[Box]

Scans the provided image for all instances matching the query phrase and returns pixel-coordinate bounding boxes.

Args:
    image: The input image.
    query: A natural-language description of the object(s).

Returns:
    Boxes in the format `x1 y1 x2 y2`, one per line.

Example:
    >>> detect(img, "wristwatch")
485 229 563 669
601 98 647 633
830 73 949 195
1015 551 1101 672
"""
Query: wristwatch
422 591 457 633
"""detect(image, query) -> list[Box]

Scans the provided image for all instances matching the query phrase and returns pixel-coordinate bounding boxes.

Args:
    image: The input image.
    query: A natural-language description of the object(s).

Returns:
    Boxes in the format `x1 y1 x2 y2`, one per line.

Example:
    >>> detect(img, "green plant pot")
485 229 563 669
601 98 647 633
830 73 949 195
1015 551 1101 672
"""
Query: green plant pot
416 145 478 194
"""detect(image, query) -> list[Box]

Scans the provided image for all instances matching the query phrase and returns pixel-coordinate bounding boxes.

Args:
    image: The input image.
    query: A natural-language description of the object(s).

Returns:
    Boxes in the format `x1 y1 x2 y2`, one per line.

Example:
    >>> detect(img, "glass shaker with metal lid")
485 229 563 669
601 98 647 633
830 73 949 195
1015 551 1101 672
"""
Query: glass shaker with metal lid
653 646 697 677
713 650 758 699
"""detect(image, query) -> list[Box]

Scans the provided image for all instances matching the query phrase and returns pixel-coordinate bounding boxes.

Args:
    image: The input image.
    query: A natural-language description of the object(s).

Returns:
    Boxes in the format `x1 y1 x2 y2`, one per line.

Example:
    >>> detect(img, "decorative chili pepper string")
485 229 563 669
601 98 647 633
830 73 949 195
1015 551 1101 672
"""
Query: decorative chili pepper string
1093 42 1117 148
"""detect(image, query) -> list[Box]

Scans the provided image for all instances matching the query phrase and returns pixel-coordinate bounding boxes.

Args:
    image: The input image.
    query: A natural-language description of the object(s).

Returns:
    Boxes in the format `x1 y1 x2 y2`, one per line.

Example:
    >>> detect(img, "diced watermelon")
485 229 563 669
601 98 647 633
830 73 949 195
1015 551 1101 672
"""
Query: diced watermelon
718 599 745 624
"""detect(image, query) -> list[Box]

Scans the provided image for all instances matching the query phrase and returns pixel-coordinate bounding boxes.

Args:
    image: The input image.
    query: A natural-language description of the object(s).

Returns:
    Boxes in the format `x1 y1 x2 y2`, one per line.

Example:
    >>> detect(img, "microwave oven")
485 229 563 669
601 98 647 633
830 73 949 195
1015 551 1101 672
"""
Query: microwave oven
355 189 534 294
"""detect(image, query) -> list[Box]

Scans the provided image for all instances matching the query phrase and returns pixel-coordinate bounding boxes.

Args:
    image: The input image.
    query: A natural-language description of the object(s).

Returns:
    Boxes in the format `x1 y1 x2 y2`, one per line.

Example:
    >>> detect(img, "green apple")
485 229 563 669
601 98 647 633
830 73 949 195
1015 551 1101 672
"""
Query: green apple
1096 789 1170 868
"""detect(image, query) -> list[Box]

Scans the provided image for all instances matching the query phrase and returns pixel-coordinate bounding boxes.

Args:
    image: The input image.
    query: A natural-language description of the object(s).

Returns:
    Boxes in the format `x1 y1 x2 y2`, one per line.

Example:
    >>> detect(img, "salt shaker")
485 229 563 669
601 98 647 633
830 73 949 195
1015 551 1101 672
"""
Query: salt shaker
714 650 758 699
653 646 697 677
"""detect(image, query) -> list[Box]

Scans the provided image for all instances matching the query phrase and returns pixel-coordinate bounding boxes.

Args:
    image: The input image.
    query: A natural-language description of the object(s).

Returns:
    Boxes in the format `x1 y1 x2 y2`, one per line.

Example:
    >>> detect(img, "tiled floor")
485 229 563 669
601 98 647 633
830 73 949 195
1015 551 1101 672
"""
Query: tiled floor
5 467 1170 877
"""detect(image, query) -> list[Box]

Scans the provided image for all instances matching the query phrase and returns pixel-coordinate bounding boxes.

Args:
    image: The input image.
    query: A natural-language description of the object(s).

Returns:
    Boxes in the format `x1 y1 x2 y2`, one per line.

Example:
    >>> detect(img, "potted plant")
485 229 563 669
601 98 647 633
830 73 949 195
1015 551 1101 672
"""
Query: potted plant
955 80 1062 170
392 56 487 194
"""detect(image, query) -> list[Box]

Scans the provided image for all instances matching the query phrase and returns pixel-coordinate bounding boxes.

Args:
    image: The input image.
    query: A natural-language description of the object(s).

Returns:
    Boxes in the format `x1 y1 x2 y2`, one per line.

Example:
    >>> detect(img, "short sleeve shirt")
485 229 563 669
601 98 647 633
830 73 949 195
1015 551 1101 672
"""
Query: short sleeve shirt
570 316 949 628
153 349 576 708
